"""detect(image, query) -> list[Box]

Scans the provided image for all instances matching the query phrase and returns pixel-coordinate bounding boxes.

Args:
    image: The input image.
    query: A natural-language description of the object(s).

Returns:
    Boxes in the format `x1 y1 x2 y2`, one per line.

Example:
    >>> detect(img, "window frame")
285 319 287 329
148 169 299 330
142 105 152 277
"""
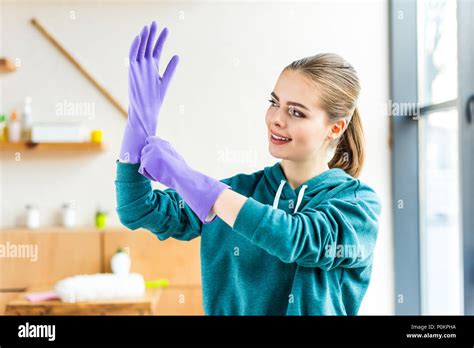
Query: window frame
390 0 473 315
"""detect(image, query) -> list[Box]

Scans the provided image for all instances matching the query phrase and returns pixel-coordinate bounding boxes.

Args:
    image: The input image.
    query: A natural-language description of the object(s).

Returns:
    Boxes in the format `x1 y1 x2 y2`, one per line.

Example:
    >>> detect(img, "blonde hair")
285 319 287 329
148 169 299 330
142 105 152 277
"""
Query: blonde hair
284 53 365 178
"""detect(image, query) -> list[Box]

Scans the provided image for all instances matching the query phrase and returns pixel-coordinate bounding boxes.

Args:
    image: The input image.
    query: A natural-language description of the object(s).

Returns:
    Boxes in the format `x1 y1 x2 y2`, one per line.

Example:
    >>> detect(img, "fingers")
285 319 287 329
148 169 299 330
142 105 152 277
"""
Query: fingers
128 35 141 62
162 55 180 93
152 27 169 63
141 143 155 158
142 136 161 156
144 21 157 58
132 22 171 63
137 25 149 61
145 135 164 145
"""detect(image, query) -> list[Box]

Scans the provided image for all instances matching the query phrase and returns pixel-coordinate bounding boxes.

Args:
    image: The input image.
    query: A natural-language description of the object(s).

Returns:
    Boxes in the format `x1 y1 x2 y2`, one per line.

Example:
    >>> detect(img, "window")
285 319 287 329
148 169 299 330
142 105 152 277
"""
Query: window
391 0 471 315
417 0 462 315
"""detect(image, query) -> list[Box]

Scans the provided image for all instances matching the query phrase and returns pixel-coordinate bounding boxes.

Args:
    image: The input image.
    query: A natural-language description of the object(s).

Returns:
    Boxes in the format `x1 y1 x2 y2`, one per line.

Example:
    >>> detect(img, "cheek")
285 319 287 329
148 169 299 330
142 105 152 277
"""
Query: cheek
292 127 313 145
293 122 327 146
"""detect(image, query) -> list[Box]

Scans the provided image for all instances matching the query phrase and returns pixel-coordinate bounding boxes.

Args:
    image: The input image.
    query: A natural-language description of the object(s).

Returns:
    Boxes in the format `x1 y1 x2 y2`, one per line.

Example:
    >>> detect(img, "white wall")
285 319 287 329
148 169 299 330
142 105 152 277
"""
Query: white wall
0 0 393 314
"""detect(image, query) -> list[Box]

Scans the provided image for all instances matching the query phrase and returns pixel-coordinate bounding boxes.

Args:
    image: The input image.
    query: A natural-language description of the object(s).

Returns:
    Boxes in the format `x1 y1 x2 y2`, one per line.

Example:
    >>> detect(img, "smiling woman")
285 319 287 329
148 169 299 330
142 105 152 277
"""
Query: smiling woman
116 31 381 315
266 54 365 182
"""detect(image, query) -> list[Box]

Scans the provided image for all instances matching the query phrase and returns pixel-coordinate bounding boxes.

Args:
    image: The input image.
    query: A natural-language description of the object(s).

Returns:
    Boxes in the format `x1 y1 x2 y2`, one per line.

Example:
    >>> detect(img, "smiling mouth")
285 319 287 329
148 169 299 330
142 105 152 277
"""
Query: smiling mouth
270 132 292 141
270 132 292 145
272 133 291 141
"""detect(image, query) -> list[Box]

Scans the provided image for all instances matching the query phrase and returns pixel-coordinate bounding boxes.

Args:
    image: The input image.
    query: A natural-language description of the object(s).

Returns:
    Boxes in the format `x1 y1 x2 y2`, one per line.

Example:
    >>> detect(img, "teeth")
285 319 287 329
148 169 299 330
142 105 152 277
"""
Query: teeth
272 134 290 141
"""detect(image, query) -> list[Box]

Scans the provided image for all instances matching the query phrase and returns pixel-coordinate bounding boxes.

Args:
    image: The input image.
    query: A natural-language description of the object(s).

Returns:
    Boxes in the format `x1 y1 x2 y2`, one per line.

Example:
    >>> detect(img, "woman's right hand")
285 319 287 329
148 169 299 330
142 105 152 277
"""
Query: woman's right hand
120 21 179 163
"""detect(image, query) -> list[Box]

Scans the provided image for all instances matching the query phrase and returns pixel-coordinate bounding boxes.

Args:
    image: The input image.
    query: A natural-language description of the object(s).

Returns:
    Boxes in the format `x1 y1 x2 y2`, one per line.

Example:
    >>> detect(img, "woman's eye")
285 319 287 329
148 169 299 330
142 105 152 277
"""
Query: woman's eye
268 99 305 118
288 106 305 118
267 99 278 107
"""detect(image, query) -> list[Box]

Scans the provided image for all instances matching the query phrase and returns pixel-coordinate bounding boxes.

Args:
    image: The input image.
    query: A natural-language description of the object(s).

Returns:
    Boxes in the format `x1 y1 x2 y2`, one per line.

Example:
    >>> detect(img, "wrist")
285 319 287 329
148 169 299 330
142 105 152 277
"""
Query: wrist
120 122 147 164
178 170 230 224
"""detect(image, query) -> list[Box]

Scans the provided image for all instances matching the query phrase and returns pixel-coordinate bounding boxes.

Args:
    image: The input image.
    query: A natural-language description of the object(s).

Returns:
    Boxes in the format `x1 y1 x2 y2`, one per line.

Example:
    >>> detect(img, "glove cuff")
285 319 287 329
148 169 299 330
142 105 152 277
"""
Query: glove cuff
178 171 230 224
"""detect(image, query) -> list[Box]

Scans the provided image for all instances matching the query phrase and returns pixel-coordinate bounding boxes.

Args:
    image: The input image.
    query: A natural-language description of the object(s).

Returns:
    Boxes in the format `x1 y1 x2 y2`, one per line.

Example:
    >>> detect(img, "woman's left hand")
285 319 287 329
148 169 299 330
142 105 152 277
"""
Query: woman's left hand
138 136 230 224
120 21 179 163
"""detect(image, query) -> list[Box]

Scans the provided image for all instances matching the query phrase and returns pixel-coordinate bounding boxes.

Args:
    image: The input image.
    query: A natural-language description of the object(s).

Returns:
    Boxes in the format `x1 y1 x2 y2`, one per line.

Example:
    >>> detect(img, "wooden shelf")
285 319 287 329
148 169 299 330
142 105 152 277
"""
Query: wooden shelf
0 141 105 152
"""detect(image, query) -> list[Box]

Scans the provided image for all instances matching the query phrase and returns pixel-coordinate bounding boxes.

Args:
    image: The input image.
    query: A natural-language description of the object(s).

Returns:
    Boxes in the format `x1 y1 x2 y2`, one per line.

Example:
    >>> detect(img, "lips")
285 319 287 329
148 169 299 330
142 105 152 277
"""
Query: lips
270 130 292 141
270 130 292 145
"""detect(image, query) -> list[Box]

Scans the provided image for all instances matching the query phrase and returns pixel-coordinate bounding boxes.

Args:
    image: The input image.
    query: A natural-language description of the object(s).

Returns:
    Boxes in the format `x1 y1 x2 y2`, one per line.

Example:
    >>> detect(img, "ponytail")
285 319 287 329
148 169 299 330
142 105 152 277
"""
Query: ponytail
328 107 365 178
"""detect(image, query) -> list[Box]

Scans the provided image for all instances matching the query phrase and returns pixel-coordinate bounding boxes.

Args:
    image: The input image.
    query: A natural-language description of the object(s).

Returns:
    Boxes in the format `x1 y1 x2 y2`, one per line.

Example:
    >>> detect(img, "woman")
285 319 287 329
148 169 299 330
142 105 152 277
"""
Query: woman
116 21 382 315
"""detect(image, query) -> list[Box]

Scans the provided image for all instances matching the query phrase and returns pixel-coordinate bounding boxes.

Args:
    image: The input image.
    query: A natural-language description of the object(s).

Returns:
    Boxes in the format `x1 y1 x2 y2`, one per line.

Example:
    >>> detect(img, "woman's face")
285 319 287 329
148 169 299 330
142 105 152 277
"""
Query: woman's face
265 69 336 162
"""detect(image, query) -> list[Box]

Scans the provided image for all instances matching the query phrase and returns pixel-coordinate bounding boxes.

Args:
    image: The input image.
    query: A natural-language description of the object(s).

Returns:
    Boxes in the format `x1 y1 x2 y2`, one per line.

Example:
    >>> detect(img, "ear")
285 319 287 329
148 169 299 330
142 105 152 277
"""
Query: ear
327 118 347 141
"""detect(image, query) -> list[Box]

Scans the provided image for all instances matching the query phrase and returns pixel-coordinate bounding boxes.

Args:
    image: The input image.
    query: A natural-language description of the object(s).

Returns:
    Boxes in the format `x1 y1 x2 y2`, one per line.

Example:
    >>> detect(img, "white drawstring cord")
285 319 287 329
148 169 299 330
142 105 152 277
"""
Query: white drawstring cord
272 180 286 210
272 180 307 213
293 185 308 213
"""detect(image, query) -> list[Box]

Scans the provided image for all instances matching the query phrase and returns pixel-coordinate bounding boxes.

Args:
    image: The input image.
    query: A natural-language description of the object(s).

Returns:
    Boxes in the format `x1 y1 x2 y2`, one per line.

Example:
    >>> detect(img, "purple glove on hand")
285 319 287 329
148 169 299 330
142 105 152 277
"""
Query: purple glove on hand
120 21 179 163
138 136 230 224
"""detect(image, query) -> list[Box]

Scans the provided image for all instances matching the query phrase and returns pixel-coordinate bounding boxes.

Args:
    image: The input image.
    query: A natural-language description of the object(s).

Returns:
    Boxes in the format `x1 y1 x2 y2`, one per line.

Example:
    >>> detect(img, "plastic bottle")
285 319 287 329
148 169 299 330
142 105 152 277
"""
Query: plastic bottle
26 204 40 229
7 111 22 143
95 205 108 229
22 97 33 141
62 202 76 228
0 114 6 142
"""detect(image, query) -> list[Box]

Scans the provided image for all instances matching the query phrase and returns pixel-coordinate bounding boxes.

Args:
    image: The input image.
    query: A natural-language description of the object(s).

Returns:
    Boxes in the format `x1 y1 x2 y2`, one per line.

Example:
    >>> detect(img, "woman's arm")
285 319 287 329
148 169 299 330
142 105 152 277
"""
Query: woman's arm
213 188 382 270
115 161 203 241
211 189 247 228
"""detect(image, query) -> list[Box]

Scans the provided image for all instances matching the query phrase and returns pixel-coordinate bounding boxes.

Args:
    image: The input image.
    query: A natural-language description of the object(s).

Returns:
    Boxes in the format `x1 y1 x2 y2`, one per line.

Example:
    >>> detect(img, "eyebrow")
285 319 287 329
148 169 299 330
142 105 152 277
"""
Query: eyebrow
270 92 310 111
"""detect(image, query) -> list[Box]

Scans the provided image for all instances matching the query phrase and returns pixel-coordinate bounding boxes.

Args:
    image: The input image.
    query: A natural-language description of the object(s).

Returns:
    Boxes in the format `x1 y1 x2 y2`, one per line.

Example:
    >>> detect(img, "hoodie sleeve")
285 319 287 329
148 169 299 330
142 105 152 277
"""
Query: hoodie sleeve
115 160 203 241
232 191 382 270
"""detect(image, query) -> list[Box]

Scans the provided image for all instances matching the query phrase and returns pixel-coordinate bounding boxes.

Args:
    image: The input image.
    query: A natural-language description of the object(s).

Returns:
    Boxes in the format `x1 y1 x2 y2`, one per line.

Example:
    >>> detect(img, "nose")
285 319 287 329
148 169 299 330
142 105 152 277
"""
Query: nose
271 107 287 129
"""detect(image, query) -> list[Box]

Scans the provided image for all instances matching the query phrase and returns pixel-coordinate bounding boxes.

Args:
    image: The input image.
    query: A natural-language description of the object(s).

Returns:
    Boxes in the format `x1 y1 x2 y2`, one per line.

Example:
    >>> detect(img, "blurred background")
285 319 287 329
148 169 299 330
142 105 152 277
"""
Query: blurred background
0 0 472 315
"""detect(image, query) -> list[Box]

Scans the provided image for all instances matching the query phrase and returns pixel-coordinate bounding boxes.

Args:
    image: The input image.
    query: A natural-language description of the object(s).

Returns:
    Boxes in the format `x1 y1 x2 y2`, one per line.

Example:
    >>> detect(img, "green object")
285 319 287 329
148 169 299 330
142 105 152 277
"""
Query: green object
0 114 6 142
145 279 169 288
95 211 107 229
115 161 381 315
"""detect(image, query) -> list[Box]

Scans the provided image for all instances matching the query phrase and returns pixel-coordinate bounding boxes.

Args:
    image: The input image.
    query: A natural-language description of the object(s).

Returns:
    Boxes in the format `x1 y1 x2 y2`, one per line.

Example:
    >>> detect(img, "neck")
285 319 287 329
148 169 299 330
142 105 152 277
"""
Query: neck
280 159 330 190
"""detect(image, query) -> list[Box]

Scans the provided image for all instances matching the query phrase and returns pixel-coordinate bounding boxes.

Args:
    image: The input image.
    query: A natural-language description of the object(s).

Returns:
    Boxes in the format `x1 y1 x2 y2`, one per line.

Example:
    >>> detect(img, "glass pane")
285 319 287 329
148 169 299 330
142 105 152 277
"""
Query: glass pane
419 108 462 314
417 0 457 106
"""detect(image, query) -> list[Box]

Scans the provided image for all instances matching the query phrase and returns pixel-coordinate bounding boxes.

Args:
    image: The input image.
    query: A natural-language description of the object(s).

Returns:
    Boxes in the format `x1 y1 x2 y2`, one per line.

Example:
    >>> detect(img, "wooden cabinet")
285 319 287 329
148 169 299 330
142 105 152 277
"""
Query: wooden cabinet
0 227 101 290
0 227 203 315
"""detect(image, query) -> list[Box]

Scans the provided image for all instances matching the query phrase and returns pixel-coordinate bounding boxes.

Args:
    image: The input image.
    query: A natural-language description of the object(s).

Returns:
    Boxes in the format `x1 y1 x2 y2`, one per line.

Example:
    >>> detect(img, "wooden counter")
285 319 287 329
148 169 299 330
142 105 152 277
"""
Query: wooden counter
0 227 203 315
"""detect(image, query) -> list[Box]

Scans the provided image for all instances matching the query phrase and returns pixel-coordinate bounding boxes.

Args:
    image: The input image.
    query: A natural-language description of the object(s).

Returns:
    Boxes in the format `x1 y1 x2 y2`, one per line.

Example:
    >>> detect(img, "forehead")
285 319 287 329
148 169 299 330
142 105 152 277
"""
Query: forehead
273 69 321 108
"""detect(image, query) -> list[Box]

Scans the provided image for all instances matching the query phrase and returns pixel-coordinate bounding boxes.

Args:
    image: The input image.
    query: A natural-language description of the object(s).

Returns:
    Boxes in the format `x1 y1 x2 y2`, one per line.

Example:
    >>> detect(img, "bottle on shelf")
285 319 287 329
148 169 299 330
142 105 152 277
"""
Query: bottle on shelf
25 204 40 229
7 111 22 143
0 114 6 142
95 205 108 229
62 202 76 228
22 97 33 141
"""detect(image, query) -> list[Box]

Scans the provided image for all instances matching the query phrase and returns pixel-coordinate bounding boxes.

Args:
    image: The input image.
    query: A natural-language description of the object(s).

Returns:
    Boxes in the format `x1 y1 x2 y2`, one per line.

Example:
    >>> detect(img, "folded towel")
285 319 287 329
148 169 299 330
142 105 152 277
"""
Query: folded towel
55 273 145 303
24 291 60 302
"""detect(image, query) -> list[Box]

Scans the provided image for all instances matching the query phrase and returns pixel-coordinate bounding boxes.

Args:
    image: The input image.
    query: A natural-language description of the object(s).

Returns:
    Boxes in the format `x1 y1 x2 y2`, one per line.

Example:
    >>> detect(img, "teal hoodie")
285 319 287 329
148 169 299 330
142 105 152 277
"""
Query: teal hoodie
115 160 382 315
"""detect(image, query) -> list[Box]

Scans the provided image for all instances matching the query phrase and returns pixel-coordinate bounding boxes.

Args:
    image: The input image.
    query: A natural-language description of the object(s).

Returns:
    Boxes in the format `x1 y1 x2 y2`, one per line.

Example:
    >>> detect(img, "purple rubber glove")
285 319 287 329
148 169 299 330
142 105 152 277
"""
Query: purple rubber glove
120 21 179 163
138 136 230 224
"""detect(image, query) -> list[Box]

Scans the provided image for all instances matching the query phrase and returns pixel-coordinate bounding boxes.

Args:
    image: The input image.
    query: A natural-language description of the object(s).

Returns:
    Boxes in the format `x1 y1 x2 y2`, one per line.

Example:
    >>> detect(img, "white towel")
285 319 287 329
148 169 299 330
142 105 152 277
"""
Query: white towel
54 273 145 303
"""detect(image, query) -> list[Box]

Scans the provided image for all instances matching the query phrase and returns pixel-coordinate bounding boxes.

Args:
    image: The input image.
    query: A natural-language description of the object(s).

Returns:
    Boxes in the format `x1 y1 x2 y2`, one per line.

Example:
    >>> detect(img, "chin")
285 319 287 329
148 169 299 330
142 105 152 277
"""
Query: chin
268 146 290 160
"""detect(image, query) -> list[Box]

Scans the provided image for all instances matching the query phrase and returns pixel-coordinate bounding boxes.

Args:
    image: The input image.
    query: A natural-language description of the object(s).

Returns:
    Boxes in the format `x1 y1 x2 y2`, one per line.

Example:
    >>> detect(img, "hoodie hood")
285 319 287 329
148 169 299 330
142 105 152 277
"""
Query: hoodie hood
263 161 354 213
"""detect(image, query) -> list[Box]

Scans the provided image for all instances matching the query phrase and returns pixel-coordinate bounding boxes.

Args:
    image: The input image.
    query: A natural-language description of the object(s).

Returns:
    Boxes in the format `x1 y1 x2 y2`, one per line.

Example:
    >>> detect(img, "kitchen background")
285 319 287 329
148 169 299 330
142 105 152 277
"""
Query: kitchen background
1 0 392 314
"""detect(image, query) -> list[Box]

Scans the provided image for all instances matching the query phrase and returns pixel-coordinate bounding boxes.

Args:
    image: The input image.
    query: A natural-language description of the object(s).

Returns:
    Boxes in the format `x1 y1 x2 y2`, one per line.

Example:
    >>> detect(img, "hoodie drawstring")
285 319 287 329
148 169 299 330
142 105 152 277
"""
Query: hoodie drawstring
294 185 308 213
272 180 308 213
272 180 286 210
